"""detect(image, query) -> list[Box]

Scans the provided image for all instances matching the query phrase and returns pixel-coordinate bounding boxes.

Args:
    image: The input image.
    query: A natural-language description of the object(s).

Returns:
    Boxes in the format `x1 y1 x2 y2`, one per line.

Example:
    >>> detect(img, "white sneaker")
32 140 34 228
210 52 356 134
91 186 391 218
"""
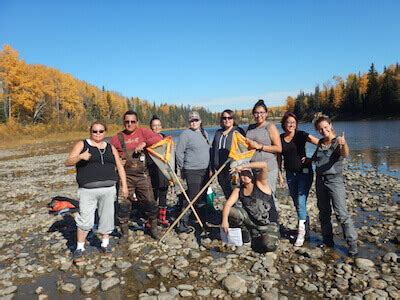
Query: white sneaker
294 220 306 247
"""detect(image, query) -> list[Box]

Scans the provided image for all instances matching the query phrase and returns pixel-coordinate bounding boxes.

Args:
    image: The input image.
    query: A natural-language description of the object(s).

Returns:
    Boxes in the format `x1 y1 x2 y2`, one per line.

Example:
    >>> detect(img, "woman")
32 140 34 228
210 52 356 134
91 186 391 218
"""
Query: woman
211 109 245 199
65 121 128 262
148 115 170 226
246 99 282 209
221 161 279 252
312 114 358 256
278 112 319 246
175 111 210 233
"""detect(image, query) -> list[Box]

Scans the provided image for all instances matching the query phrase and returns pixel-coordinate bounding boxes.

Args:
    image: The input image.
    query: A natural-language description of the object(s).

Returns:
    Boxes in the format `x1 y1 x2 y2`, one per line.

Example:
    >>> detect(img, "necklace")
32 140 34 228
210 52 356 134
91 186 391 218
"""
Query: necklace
98 146 106 165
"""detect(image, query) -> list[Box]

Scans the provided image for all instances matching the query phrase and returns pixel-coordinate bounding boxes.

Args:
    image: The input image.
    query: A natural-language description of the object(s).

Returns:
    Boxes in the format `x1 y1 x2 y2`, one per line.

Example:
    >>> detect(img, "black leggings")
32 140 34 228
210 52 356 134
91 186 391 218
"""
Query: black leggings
183 168 208 209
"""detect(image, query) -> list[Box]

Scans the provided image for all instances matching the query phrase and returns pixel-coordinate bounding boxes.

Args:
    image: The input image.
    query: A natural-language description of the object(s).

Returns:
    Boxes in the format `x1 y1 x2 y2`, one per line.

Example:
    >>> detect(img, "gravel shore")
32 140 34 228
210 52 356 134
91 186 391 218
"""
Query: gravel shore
0 143 399 299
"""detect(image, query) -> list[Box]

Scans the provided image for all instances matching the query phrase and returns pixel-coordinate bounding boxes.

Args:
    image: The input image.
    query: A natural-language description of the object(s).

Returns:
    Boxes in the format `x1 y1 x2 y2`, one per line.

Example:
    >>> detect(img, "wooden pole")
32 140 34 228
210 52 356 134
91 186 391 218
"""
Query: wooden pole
159 158 231 243
167 162 204 228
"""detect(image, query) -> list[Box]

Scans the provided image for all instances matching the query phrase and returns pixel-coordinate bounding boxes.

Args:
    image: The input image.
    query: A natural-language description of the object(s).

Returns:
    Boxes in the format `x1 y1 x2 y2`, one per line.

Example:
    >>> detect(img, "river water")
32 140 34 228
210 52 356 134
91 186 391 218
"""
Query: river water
163 120 400 178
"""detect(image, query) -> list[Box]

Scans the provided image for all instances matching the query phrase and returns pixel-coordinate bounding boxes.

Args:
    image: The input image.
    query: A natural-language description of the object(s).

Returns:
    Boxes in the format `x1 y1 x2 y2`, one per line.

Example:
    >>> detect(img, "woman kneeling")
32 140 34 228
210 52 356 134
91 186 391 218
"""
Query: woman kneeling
221 161 279 252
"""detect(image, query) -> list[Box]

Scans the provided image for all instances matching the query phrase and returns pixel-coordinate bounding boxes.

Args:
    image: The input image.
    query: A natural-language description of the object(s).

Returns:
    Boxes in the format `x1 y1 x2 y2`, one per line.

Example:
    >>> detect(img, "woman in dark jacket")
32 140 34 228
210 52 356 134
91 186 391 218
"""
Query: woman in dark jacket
148 115 170 226
211 109 245 199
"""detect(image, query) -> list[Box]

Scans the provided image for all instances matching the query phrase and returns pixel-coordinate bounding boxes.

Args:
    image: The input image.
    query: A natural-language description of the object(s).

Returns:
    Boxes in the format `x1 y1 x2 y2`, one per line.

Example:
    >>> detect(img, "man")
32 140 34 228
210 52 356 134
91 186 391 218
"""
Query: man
111 110 162 240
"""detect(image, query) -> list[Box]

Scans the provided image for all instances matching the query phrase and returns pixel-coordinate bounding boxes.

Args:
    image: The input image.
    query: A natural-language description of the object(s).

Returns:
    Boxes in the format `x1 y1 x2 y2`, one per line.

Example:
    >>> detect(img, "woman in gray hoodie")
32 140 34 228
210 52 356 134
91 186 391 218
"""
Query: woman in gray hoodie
175 111 210 233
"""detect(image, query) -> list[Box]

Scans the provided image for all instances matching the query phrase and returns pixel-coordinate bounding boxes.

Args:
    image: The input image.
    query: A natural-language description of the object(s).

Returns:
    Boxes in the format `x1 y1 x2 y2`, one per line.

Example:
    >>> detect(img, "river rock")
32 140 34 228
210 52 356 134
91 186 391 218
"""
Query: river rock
197 289 211 297
116 261 132 271
60 283 76 293
383 252 398 263
101 277 120 291
177 284 194 291
174 257 189 269
157 292 174 300
81 277 100 294
222 274 247 294
355 258 375 269
296 247 324 259
157 266 172 277
0 285 17 296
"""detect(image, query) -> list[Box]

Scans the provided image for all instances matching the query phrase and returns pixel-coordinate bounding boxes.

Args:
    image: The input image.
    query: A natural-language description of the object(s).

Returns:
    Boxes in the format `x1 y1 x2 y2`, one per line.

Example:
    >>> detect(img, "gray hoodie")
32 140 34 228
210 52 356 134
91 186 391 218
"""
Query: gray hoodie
176 128 210 170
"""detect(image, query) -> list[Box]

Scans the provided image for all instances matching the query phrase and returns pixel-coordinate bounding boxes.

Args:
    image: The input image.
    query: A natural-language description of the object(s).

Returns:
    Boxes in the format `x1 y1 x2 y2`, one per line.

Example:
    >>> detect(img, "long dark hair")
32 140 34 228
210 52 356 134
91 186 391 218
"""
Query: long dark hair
150 114 161 127
252 99 268 114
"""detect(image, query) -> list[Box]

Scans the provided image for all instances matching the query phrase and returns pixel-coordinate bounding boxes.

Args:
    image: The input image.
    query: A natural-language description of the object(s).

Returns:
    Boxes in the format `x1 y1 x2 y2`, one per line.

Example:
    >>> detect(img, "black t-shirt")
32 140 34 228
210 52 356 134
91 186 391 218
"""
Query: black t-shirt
280 130 309 172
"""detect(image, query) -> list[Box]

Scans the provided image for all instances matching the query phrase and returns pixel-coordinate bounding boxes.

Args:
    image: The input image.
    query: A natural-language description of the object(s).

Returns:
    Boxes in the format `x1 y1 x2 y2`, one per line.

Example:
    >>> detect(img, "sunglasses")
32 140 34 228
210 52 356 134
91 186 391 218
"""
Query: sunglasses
92 130 105 134
253 112 266 116
124 120 137 124
222 116 233 120
190 119 200 123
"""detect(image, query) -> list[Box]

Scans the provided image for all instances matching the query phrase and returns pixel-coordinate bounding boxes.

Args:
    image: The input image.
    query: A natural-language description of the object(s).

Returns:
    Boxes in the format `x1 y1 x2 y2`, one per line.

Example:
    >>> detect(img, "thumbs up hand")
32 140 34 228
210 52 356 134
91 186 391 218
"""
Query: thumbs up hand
80 148 92 161
337 132 346 146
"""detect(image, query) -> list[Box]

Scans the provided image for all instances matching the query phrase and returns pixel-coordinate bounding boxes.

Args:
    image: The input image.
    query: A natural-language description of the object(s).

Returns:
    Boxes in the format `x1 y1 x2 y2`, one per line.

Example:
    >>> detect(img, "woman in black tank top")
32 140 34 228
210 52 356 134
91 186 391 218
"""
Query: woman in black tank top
65 121 128 262
221 161 279 252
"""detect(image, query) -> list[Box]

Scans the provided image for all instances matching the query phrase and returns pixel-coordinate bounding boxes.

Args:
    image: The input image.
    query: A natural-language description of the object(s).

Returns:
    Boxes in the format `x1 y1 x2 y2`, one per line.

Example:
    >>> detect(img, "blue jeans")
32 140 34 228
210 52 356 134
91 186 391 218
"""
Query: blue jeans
286 170 313 220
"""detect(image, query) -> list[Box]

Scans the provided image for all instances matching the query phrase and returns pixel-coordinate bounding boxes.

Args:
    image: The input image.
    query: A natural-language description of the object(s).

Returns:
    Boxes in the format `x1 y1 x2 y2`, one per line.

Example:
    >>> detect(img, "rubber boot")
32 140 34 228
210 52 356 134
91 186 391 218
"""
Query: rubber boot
147 218 161 240
294 220 306 247
158 207 169 227
305 216 310 240
119 222 129 243
176 212 193 234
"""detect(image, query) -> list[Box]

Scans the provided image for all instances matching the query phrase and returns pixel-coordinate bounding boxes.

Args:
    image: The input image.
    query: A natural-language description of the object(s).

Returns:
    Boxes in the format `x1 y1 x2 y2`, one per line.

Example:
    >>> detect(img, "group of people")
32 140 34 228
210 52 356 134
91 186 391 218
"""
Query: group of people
65 99 358 262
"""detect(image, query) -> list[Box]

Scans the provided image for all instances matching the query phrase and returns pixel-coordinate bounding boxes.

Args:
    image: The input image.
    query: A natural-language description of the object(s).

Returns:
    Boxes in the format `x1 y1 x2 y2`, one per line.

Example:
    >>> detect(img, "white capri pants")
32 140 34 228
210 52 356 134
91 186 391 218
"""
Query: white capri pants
75 186 116 234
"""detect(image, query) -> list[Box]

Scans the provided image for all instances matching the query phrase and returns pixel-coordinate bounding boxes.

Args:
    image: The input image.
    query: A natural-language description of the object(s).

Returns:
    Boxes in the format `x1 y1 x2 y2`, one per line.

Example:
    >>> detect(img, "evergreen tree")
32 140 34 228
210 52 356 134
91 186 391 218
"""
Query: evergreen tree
365 63 381 114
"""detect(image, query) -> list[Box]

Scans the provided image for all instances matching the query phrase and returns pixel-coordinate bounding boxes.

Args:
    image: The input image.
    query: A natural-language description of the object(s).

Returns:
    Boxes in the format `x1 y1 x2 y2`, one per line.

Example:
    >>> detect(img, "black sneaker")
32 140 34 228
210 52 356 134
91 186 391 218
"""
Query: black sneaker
72 249 85 262
100 244 113 255
176 224 194 234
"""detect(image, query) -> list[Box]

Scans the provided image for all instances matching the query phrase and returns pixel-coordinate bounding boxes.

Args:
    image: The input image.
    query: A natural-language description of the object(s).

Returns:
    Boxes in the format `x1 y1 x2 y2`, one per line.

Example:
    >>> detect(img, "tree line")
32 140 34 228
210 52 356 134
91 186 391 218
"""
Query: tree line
0 45 218 129
286 63 400 120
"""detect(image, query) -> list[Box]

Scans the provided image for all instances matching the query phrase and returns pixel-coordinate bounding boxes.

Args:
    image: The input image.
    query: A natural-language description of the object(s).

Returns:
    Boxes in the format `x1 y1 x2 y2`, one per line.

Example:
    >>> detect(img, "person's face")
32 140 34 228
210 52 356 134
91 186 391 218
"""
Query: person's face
239 170 253 185
124 114 138 132
284 116 297 133
221 113 234 129
90 124 106 143
253 106 268 123
151 119 162 134
189 119 201 130
316 120 333 138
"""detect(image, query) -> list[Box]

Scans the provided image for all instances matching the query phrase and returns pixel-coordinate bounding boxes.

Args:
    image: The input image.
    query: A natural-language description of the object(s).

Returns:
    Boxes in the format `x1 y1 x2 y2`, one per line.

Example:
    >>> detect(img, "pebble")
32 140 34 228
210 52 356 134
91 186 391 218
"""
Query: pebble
223 274 247 294
355 258 375 269
101 277 120 291
80 278 100 294
60 283 76 293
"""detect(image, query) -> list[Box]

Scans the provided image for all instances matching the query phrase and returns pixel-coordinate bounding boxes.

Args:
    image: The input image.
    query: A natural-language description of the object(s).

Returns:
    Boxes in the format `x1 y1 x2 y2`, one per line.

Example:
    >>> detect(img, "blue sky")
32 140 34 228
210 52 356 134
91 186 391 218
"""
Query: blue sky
1 1 399 112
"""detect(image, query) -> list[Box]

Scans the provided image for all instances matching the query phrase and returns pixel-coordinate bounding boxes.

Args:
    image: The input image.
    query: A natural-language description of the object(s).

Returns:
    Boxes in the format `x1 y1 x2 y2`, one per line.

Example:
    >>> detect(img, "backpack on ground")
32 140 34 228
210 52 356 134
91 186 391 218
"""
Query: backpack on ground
48 196 79 215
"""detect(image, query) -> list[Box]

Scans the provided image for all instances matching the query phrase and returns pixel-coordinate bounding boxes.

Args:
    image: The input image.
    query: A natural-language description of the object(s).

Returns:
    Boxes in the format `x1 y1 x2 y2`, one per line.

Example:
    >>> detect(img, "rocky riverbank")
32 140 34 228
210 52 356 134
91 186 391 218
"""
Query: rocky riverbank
0 143 399 299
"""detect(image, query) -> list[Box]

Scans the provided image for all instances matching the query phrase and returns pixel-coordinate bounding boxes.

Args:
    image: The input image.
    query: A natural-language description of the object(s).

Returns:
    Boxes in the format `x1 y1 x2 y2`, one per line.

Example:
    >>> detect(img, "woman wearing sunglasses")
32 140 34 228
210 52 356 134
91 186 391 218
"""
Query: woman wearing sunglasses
211 109 245 199
175 111 210 233
65 121 128 262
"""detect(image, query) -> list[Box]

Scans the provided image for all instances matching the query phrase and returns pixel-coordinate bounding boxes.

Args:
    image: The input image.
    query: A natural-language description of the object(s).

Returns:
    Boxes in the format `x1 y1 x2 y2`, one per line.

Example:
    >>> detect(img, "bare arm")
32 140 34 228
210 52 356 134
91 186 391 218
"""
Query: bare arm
221 188 240 233
307 134 319 145
337 133 349 158
64 141 87 167
112 145 128 198
246 124 282 153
